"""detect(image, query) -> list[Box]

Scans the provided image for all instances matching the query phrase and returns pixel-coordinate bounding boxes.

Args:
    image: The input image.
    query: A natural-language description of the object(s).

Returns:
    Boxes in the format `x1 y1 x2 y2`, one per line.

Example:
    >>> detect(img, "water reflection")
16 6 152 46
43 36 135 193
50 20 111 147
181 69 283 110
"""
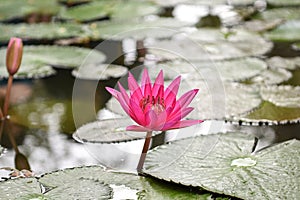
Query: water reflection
0 120 30 171
0 68 114 174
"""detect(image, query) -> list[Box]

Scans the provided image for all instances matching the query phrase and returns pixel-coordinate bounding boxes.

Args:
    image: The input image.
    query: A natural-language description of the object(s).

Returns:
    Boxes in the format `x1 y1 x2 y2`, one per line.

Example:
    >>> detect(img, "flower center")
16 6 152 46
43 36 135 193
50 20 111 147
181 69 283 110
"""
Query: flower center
140 95 166 114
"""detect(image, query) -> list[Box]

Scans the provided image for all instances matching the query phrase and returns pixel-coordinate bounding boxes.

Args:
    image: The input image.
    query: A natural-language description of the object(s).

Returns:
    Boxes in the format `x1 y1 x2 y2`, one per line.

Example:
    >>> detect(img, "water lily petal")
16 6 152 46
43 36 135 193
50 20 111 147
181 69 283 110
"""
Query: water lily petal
164 119 203 130
145 110 166 131
152 70 164 98
105 87 120 100
126 125 151 132
168 107 194 122
141 68 152 97
164 76 181 106
156 109 168 128
170 89 199 117
117 82 129 105
128 72 143 100
145 109 159 130
116 93 130 116
129 98 145 125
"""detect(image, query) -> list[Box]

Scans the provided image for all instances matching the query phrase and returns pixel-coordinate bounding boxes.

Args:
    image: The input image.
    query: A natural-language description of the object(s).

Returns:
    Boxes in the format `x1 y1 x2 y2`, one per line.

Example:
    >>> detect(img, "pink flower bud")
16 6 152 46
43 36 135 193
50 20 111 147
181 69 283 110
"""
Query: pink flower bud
6 37 23 76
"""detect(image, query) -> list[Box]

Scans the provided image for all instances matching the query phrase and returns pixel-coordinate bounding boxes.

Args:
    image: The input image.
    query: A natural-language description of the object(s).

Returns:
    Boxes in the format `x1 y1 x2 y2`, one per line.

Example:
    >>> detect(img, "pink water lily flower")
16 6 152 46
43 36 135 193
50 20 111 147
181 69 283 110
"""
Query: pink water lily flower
106 69 203 132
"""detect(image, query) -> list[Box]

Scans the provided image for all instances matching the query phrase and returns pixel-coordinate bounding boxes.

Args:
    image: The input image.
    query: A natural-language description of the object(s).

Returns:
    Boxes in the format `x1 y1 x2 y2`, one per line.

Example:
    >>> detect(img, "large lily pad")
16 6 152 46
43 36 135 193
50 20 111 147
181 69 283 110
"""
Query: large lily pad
88 17 194 40
72 63 128 80
264 20 300 42
0 45 105 79
242 19 283 33
153 0 225 6
0 0 61 21
260 86 300 108
59 0 159 22
0 178 42 199
146 29 272 61
0 177 112 199
144 132 300 200
0 23 86 42
39 166 227 199
267 56 300 70
250 68 292 85
151 58 267 82
190 82 262 120
188 28 265 43
153 0 255 6
73 118 154 143
45 179 112 199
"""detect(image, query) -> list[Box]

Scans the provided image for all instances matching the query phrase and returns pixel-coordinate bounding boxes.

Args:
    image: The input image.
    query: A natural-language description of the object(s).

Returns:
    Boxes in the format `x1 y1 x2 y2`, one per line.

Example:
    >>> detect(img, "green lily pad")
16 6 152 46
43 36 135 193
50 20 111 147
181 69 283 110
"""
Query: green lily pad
242 19 283 33
153 0 255 6
45 179 112 199
150 58 267 82
0 23 87 42
73 118 155 143
0 45 106 79
39 166 227 199
267 56 300 70
153 0 225 6
0 0 61 21
267 0 300 6
190 82 262 120
0 178 43 199
0 63 56 80
260 86 300 108
188 28 266 43
244 101 300 124
147 29 272 61
88 17 193 40
264 20 300 42
256 8 300 21
144 132 300 200
72 63 128 80
0 177 112 199
250 68 292 85
59 0 159 22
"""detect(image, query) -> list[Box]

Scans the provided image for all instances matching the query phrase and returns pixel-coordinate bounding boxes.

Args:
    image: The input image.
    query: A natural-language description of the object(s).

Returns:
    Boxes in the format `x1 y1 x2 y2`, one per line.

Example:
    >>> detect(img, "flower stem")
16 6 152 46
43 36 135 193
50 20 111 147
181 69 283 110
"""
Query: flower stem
3 75 13 116
137 131 152 173
0 119 5 142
